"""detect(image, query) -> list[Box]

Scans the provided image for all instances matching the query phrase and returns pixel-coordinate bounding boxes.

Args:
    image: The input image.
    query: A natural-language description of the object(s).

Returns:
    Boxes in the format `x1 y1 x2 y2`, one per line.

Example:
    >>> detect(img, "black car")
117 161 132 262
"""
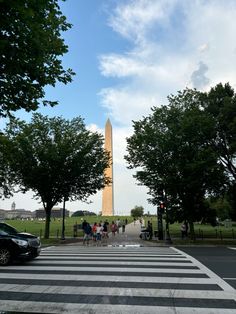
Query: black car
0 222 41 265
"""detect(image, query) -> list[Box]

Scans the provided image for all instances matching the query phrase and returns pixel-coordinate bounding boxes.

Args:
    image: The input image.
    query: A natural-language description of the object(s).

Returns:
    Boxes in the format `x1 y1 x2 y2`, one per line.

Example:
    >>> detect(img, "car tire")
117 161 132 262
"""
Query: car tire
0 248 11 265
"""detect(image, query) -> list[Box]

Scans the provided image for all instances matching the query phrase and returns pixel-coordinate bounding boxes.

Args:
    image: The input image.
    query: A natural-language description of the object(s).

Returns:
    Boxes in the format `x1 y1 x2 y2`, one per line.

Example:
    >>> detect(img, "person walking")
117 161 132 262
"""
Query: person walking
83 222 92 246
122 221 126 233
116 219 120 233
102 220 109 239
96 223 103 246
181 223 187 239
92 222 97 244
111 221 117 236
147 220 153 240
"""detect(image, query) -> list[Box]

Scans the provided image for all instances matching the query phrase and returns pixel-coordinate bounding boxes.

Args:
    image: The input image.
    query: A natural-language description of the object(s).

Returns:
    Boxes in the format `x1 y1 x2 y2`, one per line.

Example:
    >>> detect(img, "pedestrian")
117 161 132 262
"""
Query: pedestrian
96 223 103 246
147 220 153 240
181 223 186 239
92 222 97 244
111 221 117 236
185 221 189 237
82 219 87 230
83 222 92 246
116 219 120 233
122 221 125 233
102 220 109 239
125 218 128 225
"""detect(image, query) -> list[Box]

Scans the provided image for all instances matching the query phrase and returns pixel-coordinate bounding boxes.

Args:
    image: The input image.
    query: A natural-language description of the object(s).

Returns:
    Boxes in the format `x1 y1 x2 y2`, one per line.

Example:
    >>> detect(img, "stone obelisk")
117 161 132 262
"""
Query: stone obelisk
102 119 114 216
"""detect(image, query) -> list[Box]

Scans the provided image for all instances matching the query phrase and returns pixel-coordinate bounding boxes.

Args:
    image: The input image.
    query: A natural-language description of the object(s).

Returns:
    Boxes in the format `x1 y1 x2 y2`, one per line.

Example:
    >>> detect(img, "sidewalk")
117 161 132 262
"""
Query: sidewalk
58 221 170 247
104 221 159 247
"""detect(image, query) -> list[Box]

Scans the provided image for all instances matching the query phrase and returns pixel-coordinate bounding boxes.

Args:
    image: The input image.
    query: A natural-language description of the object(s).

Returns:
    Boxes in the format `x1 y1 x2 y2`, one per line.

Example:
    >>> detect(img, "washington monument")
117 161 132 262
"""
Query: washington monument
102 119 114 216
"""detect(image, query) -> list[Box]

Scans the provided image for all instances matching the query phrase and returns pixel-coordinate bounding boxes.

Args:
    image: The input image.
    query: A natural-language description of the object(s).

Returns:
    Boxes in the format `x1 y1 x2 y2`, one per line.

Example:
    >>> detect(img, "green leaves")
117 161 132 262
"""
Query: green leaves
125 88 227 226
3 114 110 237
0 0 75 117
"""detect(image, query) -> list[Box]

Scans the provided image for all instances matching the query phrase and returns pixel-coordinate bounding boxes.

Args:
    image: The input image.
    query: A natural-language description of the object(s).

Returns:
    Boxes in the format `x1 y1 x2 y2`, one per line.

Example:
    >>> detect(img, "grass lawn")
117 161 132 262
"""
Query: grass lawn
3 215 236 245
4 215 133 244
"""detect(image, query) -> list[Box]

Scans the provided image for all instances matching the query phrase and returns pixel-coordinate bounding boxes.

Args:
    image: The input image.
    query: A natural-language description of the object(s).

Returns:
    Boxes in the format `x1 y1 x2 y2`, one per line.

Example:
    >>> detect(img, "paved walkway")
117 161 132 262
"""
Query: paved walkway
101 221 158 247
63 221 159 247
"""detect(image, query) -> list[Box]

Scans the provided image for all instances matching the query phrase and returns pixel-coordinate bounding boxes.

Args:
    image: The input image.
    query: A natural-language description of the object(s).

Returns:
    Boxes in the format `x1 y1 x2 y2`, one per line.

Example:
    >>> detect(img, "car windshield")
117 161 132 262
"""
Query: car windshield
0 230 8 235
0 223 18 235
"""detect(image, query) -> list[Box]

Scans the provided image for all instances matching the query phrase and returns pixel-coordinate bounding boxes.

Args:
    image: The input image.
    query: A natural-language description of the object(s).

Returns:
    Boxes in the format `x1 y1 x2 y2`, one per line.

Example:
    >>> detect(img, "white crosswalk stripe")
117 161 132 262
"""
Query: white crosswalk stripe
0 246 235 313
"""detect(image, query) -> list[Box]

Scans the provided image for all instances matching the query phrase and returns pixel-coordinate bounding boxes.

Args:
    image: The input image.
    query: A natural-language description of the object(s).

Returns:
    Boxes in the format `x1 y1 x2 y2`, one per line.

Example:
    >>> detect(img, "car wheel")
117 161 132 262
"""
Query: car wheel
0 248 11 265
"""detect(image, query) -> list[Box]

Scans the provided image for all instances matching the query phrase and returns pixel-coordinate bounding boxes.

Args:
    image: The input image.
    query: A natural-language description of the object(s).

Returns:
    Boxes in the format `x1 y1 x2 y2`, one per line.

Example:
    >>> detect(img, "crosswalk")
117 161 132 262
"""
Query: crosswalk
0 245 235 313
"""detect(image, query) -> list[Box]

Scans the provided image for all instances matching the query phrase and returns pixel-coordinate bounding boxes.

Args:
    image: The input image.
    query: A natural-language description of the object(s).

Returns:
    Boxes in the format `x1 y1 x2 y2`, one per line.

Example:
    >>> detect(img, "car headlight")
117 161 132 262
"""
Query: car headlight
12 238 28 247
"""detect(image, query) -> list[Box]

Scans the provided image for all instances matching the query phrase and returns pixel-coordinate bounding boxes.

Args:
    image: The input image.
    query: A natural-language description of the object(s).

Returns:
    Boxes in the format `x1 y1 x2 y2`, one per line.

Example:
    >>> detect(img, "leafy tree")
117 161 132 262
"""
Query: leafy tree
207 196 232 221
126 89 226 239
0 132 13 197
0 0 74 117
130 206 144 217
4 114 110 238
203 83 236 219
203 83 236 180
72 210 97 217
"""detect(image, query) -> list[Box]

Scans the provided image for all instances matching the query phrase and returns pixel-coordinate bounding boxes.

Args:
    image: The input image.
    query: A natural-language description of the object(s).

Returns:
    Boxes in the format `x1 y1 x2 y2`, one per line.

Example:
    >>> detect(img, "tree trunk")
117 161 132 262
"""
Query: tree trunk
44 207 52 239
189 220 195 241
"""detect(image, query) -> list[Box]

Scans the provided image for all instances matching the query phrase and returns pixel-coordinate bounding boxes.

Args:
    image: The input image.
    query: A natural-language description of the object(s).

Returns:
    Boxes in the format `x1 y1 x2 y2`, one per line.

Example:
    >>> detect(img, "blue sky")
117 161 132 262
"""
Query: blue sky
1 0 236 215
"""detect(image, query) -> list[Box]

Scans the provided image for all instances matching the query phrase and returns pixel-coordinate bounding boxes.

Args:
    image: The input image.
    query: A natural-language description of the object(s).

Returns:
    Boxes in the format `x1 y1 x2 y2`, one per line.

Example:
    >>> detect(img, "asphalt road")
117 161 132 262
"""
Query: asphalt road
178 246 236 289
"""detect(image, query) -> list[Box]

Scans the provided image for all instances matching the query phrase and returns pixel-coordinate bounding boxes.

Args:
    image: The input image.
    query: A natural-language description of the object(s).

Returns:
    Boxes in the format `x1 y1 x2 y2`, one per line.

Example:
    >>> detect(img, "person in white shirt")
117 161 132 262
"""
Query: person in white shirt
96 223 103 245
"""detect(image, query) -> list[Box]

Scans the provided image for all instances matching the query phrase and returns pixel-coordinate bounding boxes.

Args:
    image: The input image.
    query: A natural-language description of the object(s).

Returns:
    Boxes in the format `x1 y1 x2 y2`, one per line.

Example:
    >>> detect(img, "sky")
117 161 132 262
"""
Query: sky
1 0 236 215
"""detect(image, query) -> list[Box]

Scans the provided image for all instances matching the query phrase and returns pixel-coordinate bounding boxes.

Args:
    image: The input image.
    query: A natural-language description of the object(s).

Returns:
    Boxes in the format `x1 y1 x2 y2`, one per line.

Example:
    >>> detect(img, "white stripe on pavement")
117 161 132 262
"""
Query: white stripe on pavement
0 272 217 284
0 301 235 314
172 247 236 296
0 265 204 273
0 284 235 300
31 260 195 266
38 256 187 261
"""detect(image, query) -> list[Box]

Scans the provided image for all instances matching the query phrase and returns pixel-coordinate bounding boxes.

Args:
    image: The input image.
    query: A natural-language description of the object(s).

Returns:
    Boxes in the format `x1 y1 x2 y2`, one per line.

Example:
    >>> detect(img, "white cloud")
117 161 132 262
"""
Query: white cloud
100 88 157 125
97 0 236 215
100 0 236 122
198 43 209 53
191 61 210 89
2 1 236 217
86 123 104 135
108 0 177 44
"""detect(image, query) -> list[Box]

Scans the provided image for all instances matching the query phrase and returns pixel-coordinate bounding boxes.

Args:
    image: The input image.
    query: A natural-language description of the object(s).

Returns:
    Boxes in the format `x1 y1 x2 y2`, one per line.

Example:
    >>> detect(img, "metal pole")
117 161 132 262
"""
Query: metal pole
157 207 164 240
165 214 172 244
61 197 66 240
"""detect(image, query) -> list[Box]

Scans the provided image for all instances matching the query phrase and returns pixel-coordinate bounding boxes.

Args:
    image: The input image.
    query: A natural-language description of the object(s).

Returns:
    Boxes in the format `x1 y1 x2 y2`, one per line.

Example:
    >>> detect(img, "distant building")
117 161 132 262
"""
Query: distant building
35 207 70 219
0 208 33 220
0 209 6 220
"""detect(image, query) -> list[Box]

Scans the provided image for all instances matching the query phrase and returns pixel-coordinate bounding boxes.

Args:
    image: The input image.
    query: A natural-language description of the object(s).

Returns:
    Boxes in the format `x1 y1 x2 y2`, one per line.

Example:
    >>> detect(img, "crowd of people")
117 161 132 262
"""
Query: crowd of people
81 219 127 246
80 218 190 244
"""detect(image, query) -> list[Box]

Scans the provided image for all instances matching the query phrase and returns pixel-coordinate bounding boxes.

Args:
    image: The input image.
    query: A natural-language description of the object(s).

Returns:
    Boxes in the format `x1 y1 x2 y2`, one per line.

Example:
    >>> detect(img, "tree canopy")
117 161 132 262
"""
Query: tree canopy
125 88 226 238
4 114 110 238
203 83 236 180
130 206 144 218
0 0 74 117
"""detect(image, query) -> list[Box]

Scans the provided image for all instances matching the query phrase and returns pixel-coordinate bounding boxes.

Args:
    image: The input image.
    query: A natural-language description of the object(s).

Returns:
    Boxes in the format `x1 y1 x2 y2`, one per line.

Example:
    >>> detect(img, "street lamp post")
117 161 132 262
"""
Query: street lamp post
163 189 172 244
165 212 172 244
157 206 164 240
61 197 66 240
